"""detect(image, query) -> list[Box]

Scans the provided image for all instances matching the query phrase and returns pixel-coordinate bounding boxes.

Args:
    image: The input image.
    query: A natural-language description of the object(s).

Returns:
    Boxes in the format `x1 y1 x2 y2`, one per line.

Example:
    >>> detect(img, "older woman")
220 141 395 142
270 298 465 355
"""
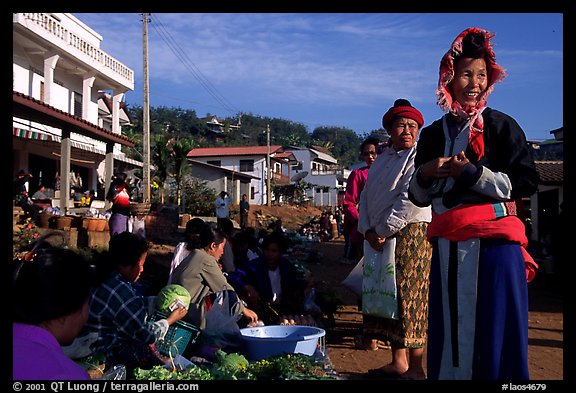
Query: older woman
358 99 432 380
408 28 538 380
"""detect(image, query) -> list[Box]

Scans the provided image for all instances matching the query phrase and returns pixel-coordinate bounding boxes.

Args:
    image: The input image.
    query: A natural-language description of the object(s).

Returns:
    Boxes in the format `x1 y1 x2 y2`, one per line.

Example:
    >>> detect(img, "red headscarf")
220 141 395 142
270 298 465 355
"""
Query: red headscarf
436 27 507 160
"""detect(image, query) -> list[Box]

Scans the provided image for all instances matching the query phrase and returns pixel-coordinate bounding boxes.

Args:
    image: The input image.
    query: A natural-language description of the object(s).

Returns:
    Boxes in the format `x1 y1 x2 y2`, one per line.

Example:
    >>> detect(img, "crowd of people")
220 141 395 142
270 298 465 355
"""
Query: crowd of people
13 27 540 382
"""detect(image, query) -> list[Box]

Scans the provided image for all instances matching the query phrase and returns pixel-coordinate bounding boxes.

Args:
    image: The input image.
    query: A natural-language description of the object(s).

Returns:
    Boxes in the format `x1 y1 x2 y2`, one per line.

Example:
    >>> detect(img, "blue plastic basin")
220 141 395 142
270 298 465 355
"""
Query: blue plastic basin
240 325 325 360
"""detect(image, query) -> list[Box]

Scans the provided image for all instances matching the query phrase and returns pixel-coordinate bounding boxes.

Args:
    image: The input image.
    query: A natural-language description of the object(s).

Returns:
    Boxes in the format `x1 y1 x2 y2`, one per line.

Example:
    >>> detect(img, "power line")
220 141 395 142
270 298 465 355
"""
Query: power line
150 14 241 116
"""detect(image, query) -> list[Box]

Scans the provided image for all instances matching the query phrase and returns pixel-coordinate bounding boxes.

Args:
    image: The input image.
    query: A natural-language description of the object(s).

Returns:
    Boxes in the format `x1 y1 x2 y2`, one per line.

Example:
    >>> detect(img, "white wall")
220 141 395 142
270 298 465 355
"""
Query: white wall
189 156 267 205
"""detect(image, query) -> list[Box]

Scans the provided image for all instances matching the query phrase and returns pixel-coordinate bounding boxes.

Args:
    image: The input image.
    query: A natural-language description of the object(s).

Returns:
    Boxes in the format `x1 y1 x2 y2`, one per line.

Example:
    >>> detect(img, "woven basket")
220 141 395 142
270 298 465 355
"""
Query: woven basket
95 218 108 232
130 202 151 216
55 216 73 230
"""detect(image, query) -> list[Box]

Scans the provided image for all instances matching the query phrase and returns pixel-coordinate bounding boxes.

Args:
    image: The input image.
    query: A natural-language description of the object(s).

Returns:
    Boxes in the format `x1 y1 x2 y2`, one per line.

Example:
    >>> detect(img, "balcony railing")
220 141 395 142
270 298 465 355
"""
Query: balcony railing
270 172 291 185
19 13 134 84
311 167 345 176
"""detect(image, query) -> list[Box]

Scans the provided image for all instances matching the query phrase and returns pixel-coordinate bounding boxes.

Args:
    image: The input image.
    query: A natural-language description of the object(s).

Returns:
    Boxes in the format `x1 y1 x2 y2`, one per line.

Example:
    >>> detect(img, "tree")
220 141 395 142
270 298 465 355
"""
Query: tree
168 137 196 207
151 133 172 204
181 177 217 216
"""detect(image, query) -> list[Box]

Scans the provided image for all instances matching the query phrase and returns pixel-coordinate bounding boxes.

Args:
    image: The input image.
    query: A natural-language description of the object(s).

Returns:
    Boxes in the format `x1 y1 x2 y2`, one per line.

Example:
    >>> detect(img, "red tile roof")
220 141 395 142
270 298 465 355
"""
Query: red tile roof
535 161 563 184
187 145 284 157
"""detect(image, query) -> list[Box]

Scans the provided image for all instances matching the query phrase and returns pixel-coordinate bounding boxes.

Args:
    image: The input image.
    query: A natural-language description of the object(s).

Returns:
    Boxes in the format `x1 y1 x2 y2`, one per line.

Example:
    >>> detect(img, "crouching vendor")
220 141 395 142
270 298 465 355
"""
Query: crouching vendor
72 232 188 375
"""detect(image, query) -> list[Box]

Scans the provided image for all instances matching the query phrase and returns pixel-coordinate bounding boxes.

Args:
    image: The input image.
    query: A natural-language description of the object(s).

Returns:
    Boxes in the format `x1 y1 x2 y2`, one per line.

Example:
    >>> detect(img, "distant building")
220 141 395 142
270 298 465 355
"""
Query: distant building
284 146 350 208
186 145 295 205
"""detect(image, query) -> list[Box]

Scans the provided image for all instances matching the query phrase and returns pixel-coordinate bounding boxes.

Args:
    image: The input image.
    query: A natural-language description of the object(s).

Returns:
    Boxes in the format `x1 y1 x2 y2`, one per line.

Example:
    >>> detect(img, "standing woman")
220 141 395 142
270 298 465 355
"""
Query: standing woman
408 28 538 380
342 136 380 263
106 172 131 235
358 99 432 380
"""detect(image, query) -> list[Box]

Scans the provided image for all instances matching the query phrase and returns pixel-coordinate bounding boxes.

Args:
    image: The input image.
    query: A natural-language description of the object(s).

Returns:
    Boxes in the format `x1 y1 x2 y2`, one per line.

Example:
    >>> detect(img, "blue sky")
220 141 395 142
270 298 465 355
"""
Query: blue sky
75 13 563 142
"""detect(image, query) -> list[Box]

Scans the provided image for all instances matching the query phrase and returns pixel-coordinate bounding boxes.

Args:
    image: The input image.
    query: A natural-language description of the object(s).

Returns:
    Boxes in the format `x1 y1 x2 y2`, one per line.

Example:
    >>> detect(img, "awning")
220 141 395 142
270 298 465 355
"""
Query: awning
13 127 142 166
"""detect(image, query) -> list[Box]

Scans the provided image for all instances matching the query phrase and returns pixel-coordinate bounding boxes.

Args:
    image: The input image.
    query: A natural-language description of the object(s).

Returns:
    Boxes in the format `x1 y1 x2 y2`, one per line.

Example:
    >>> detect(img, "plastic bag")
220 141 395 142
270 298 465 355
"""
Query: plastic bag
341 257 363 297
99 364 126 380
132 216 146 238
61 332 99 359
303 288 322 314
362 238 398 319
202 289 243 351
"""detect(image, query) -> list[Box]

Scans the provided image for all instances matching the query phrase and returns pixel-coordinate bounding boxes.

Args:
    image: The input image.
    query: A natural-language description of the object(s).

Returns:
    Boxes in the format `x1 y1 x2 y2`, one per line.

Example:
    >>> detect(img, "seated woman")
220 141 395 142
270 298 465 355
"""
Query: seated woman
169 222 258 330
13 237 95 380
167 217 205 284
229 232 311 325
81 232 188 375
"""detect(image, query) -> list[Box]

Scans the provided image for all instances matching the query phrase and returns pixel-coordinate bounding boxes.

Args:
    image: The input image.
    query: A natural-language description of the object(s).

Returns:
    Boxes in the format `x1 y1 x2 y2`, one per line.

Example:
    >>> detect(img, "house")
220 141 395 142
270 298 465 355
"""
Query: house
284 145 350 208
186 145 295 205
13 13 141 210
187 159 260 205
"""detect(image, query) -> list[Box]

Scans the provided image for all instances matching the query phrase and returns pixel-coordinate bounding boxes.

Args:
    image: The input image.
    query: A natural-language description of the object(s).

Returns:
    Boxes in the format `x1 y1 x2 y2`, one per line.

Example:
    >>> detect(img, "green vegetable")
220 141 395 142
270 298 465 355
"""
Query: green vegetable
134 365 212 380
155 284 191 313
211 350 253 379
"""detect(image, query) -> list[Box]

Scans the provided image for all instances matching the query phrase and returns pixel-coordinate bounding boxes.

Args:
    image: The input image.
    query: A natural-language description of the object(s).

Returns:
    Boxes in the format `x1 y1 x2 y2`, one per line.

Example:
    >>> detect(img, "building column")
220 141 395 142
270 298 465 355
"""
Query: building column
233 178 241 204
43 53 60 106
60 128 71 213
82 76 96 122
112 91 125 134
104 143 115 210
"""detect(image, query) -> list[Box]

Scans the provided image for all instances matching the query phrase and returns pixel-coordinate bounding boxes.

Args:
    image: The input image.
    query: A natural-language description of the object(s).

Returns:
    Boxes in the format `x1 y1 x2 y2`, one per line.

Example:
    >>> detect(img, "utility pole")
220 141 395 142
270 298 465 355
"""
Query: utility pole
142 13 151 202
266 124 271 207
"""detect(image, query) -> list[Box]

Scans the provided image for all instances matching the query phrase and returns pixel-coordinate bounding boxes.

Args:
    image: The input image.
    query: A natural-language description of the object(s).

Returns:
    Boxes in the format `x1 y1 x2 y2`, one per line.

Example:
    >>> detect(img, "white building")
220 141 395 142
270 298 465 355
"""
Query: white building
186 145 295 205
13 13 140 209
284 146 350 208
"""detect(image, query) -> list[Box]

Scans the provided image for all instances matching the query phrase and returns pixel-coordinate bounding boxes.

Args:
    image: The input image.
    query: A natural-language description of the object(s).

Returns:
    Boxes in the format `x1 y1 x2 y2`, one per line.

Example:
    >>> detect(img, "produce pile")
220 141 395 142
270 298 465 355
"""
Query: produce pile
133 350 336 380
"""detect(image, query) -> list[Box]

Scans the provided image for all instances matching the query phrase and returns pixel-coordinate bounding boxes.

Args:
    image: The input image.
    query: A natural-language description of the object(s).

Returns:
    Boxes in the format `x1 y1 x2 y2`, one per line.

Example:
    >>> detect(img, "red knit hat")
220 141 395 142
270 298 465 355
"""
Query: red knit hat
382 99 424 130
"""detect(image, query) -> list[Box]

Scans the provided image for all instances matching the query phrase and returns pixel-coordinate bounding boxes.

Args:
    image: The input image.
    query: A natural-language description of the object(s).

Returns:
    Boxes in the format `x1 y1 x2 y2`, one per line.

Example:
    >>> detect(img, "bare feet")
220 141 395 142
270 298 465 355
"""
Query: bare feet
400 369 427 380
368 363 409 378
380 363 409 375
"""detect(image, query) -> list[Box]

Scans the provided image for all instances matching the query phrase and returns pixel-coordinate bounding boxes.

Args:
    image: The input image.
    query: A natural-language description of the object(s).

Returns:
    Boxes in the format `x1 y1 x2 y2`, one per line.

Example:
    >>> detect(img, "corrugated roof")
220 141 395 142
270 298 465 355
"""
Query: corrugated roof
535 161 563 184
187 145 284 157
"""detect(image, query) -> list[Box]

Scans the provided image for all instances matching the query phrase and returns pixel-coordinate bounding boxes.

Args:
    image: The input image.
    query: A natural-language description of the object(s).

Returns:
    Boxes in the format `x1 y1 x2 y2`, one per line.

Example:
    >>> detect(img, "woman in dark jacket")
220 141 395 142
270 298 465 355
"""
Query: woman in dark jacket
408 27 538 380
232 232 309 324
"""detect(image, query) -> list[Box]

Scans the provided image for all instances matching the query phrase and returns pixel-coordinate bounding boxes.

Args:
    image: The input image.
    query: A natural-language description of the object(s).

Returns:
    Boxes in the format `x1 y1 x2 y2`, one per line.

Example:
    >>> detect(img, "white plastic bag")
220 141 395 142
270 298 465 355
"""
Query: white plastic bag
362 238 398 319
341 257 363 297
132 216 146 238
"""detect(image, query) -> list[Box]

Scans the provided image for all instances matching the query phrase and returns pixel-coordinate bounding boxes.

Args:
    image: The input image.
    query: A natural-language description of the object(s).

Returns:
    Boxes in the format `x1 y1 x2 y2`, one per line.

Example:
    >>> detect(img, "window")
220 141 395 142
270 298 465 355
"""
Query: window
292 162 303 170
40 82 45 102
239 159 254 172
250 186 255 199
207 160 221 167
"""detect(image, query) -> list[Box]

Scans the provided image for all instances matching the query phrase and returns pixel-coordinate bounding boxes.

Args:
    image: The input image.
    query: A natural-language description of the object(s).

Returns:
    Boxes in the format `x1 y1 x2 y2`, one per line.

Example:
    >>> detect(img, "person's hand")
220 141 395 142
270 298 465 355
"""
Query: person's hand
166 305 188 325
242 307 259 323
449 151 470 178
365 230 385 252
418 157 452 183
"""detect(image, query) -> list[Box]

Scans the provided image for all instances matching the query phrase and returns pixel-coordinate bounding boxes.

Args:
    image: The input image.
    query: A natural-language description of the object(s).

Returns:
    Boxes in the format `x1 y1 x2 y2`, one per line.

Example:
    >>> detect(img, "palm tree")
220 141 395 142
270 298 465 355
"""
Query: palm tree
169 137 196 207
151 133 172 204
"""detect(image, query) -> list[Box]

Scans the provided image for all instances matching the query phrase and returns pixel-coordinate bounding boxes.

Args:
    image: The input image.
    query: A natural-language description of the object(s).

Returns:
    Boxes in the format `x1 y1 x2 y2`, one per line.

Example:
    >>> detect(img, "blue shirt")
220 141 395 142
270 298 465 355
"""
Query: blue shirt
83 273 156 354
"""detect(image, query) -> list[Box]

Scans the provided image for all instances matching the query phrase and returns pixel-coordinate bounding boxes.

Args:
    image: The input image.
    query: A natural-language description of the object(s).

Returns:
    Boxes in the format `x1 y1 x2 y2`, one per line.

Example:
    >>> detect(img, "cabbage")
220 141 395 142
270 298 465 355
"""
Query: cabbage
155 284 191 313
